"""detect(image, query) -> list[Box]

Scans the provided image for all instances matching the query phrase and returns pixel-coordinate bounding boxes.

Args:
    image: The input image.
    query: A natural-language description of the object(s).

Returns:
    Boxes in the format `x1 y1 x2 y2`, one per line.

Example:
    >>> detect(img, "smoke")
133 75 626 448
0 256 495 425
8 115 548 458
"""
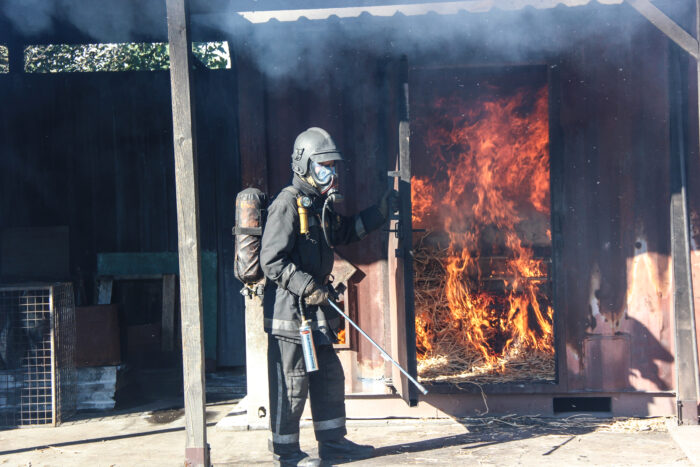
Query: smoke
196 1 670 86
2 0 166 43
3 0 55 36
2 0 693 83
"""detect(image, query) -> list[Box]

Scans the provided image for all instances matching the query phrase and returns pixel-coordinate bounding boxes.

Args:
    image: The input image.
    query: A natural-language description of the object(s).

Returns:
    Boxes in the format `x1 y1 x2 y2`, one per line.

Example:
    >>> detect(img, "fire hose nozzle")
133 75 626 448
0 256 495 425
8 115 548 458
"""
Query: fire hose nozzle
326 298 428 396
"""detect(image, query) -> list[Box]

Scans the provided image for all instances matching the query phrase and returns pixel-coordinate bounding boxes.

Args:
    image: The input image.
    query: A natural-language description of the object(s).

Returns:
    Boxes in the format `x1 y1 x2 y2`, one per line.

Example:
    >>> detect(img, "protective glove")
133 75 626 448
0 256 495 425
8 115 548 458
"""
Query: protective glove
303 280 330 306
326 282 342 302
378 188 400 220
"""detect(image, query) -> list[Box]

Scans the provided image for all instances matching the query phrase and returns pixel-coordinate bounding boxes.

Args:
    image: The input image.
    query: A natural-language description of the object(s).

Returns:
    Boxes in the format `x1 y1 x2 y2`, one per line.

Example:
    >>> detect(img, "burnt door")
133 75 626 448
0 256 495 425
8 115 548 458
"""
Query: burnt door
388 63 419 407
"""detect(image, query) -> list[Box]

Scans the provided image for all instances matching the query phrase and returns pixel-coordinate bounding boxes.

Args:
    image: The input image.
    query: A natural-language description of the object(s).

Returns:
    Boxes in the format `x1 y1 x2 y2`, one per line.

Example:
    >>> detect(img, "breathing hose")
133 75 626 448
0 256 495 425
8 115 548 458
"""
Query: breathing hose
321 196 334 249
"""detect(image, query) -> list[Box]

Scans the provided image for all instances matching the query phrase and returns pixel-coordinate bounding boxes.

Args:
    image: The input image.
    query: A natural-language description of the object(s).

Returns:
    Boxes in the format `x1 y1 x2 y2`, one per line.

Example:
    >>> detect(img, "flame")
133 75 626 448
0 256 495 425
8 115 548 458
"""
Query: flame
412 85 554 373
337 328 346 345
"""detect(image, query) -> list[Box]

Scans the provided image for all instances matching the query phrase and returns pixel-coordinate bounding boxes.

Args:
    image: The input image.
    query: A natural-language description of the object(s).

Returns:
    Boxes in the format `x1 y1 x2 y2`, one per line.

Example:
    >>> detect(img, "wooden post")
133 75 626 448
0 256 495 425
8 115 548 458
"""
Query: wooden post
628 0 700 426
669 41 699 426
166 0 209 464
8 40 23 75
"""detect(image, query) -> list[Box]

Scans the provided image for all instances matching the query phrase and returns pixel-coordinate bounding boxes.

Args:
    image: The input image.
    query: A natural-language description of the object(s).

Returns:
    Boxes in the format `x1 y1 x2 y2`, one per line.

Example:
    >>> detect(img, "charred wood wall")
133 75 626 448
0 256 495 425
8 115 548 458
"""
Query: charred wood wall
231 2 692 398
556 15 675 393
684 24 700 401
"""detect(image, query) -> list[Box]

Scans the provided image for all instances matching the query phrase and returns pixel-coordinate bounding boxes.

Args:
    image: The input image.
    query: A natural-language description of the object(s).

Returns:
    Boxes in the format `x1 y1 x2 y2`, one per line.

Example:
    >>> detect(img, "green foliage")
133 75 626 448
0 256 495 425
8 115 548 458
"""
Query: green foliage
0 46 8 73
24 41 230 73
192 42 230 70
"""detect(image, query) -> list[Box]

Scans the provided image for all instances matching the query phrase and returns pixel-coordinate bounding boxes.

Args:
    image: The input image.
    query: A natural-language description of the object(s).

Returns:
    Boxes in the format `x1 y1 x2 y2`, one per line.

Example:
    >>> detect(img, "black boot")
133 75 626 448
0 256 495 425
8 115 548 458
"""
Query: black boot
273 449 321 467
319 437 374 461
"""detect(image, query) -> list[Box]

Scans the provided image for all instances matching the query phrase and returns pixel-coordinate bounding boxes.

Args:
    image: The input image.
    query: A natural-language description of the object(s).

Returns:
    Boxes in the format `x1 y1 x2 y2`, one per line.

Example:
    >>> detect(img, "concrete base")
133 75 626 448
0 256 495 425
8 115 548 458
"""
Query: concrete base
243 294 270 430
300 392 678 420
216 395 269 431
75 366 119 412
1 401 692 466
668 423 700 466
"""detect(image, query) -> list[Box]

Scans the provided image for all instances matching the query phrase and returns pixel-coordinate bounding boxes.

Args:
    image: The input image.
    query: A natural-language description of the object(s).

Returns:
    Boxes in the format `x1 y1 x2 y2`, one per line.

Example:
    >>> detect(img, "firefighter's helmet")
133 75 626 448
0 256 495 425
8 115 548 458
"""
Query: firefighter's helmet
291 127 343 178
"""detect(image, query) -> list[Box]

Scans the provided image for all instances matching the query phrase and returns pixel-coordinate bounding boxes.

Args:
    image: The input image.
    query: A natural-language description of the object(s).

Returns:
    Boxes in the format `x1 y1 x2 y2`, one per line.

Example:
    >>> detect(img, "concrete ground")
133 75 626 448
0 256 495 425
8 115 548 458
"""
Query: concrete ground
0 401 697 466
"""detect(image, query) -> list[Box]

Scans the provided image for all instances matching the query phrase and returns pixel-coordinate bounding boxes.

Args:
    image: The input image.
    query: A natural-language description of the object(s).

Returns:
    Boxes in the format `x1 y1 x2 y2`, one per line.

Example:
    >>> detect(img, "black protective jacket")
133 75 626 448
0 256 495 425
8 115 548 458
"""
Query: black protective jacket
260 177 385 343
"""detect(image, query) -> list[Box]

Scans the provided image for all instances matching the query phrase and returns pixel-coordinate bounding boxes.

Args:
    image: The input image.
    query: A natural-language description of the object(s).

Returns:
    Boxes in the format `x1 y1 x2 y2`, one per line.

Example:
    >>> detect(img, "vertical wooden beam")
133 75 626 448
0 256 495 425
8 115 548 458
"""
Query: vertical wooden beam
669 41 699 425
165 0 209 464
694 0 700 414
388 57 418 407
5 17 23 76
8 42 23 75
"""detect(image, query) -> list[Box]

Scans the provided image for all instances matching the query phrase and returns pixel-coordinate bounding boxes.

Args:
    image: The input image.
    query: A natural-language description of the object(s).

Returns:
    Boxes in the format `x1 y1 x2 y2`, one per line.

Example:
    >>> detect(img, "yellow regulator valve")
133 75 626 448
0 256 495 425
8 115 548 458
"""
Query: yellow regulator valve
297 195 312 235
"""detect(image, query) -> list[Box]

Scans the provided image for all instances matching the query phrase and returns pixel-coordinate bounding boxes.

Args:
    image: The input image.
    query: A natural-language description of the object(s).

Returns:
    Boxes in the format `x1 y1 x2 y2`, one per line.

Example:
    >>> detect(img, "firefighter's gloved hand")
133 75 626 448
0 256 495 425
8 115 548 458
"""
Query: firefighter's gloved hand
327 283 342 302
378 188 399 221
303 280 330 306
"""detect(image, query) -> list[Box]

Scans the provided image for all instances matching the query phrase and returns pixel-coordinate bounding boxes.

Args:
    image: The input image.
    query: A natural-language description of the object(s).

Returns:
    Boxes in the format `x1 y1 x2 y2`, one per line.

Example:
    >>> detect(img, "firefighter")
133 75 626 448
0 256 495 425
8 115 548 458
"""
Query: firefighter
260 127 396 466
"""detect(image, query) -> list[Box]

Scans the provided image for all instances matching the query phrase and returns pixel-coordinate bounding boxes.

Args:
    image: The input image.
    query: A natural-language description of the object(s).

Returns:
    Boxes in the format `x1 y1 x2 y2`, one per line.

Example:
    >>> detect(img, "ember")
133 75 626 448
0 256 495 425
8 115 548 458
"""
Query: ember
412 73 555 383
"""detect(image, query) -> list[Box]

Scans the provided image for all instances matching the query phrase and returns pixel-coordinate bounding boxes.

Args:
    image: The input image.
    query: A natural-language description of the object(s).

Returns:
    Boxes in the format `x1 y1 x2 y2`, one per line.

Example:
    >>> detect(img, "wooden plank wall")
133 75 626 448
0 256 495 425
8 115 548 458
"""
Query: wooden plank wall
684 25 700 396
557 13 675 393
0 64 244 366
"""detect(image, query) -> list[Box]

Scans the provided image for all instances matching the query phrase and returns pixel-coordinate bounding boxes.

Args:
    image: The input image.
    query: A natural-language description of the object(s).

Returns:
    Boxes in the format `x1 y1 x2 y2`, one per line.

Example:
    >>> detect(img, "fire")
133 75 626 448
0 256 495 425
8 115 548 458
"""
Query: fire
412 84 554 378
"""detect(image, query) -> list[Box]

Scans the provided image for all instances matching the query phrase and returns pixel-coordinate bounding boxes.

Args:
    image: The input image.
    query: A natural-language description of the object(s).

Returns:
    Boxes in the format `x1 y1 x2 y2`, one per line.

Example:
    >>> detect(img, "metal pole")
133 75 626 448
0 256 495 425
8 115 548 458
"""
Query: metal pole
326 299 428 395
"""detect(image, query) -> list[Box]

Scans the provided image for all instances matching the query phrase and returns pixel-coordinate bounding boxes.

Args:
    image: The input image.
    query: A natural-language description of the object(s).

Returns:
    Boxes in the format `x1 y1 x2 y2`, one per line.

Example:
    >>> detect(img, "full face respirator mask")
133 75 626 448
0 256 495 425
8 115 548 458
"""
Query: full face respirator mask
310 160 343 202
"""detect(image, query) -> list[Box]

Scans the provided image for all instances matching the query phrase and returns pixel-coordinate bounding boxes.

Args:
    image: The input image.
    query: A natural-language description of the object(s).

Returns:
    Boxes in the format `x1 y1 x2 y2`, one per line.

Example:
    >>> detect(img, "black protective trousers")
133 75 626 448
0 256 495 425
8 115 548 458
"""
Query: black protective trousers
267 335 347 454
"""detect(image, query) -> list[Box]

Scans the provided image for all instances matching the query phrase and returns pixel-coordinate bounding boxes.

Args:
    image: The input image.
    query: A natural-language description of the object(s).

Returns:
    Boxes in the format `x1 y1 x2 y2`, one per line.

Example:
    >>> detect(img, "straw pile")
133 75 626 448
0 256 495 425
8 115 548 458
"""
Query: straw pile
457 414 670 433
413 237 555 384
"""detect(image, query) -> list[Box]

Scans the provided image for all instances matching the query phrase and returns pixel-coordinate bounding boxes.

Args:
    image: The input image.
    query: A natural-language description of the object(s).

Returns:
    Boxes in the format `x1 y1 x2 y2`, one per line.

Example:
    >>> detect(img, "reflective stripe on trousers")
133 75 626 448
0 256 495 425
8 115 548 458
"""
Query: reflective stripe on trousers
313 416 346 432
265 316 341 333
267 335 347 453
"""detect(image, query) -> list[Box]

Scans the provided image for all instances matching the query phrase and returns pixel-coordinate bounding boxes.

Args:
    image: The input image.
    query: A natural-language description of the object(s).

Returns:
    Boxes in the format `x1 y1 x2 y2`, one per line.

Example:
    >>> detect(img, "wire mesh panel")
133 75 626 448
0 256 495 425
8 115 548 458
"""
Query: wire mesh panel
0 284 76 428
53 284 76 424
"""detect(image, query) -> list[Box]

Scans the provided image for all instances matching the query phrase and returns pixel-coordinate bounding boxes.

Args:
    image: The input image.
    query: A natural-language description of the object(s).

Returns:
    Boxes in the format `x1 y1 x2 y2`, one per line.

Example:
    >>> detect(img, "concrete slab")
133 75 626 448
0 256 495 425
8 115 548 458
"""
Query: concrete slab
0 404 691 466
216 396 269 431
668 423 700 466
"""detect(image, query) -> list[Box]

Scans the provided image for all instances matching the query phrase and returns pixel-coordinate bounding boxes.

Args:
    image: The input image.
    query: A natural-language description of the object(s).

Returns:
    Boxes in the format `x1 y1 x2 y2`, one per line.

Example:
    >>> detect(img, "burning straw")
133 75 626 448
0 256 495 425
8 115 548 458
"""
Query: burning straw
414 234 555 384
410 82 555 384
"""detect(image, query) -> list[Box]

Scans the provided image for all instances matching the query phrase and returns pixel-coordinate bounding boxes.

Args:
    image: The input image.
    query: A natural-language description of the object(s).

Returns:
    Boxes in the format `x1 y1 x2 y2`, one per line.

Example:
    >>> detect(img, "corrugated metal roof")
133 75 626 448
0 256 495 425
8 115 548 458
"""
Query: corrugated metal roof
237 0 624 23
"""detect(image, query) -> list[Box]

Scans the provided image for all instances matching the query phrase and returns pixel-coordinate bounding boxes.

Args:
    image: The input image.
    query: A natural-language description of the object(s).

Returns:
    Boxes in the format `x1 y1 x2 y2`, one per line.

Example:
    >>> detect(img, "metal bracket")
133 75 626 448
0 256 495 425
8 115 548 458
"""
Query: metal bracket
394 248 415 259
677 399 700 425
384 221 402 238
384 224 426 239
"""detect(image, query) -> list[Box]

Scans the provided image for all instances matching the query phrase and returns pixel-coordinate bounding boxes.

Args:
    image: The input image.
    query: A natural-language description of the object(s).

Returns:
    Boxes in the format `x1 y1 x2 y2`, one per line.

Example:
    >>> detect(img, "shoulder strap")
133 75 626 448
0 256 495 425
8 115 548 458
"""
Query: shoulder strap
282 186 301 197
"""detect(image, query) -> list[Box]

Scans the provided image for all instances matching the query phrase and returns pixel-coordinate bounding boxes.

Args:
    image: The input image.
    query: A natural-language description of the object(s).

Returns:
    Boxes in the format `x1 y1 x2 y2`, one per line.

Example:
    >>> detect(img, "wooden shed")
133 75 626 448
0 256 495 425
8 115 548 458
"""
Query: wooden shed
1 0 699 462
